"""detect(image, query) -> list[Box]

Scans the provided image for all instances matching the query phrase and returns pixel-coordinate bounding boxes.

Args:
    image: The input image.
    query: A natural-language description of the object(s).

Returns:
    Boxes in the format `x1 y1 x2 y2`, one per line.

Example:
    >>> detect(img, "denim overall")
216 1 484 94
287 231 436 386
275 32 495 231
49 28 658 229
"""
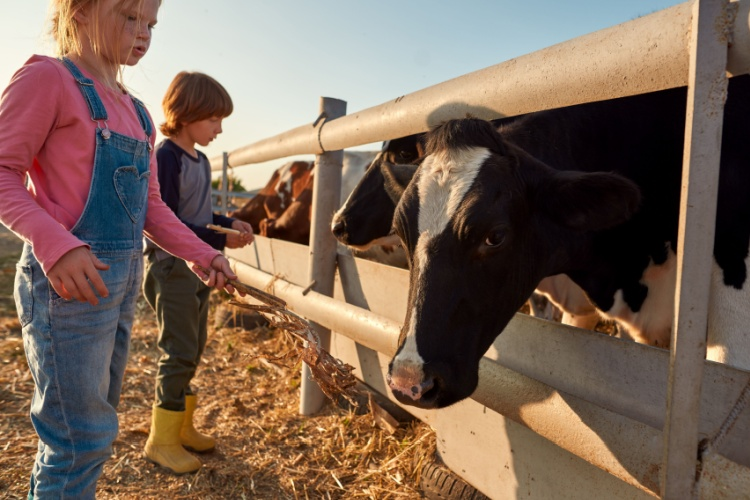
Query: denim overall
15 58 152 499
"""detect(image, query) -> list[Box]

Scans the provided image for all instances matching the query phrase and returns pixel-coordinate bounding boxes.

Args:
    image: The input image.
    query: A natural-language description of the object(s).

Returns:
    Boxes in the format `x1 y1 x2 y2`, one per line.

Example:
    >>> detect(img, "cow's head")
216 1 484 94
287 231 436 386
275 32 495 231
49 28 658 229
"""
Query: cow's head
388 118 641 408
331 135 423 249
230 160 313 233
260 175 314 245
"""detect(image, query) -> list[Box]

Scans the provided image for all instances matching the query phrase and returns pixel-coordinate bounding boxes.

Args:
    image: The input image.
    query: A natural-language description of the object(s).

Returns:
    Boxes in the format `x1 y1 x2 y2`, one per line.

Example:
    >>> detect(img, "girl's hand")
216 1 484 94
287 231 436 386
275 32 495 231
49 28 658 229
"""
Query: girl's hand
191 255 245 296
225 220 254 249
47 246 110 305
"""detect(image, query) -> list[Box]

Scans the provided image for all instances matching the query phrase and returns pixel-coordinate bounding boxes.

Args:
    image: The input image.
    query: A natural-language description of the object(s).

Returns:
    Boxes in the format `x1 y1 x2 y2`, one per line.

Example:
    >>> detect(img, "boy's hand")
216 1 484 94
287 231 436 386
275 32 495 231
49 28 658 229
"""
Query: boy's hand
192 255 245 296
47 246 110 305
225 220 254 249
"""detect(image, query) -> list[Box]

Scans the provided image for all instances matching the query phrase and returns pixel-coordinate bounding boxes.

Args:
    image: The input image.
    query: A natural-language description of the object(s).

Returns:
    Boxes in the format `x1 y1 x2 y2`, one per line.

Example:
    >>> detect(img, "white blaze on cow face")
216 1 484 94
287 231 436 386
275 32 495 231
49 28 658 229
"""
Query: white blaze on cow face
274 161 297 197
389 147 490 394
335 151 383 213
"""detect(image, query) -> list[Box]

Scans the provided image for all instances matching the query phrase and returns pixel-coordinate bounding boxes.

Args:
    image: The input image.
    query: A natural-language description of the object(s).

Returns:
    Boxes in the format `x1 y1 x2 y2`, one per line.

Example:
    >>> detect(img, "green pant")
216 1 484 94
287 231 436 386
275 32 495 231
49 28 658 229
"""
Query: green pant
143 252 211 411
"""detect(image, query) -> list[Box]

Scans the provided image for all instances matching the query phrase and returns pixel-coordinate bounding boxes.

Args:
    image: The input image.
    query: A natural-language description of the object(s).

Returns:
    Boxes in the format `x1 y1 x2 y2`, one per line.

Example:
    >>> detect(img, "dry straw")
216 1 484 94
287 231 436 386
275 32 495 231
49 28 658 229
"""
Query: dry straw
225 276 360 406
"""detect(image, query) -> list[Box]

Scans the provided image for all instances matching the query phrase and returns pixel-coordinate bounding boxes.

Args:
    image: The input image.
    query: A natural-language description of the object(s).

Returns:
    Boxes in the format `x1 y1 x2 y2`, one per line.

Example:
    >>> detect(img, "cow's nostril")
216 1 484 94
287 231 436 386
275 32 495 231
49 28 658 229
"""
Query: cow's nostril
418 378 434 397
331 219 345 237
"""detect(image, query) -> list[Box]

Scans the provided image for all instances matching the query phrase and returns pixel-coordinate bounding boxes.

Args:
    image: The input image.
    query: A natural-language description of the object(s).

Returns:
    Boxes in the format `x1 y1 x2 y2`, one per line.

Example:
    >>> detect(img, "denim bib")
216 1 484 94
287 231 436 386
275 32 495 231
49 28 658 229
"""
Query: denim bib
61 57 152 249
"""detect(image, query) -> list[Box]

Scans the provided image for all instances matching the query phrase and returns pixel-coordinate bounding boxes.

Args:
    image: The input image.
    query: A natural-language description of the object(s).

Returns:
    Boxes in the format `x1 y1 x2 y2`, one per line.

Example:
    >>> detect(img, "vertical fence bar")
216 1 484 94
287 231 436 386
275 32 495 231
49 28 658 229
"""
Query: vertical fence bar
661 0 730 498
299 97 347 415
221 151 229 214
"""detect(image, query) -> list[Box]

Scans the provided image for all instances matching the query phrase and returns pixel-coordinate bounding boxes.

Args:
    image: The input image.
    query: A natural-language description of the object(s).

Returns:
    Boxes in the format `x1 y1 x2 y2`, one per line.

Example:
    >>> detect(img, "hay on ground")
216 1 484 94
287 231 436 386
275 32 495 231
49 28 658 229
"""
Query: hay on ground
0 289 436 499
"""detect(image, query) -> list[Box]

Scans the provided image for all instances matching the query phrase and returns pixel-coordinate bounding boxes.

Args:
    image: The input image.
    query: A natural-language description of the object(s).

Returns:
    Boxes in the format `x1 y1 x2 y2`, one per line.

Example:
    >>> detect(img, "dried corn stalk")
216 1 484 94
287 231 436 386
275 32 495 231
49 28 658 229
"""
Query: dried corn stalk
226 277 359 406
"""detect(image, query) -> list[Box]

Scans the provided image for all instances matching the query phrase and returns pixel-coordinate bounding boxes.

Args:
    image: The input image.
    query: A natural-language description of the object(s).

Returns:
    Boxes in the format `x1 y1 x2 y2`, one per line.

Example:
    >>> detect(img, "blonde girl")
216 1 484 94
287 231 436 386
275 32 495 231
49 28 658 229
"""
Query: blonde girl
0 1 239 497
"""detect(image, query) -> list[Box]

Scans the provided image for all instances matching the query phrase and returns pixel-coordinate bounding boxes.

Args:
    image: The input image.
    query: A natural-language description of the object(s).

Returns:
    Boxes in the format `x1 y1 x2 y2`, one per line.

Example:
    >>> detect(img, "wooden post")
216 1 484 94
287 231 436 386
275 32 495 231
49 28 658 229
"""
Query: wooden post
661 0 729 497
299 97 347 415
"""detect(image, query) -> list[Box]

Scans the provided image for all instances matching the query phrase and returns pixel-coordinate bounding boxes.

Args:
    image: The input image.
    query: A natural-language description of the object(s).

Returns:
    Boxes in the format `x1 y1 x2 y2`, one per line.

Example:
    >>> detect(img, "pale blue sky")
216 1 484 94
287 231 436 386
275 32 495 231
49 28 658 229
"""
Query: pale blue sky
1 1 683 189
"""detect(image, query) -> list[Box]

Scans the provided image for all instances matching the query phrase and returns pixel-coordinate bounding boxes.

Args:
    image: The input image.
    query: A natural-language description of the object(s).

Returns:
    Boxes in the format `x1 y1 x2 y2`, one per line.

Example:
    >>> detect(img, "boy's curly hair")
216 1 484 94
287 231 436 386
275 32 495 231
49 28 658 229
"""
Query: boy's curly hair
160 71 233 137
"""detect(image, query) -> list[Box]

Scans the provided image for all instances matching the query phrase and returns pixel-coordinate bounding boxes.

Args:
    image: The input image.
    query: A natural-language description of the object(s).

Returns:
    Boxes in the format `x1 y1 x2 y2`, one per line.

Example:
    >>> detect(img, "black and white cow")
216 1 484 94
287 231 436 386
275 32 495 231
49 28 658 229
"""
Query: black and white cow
388 75 750 409
331 129 600 329
331 134 424 250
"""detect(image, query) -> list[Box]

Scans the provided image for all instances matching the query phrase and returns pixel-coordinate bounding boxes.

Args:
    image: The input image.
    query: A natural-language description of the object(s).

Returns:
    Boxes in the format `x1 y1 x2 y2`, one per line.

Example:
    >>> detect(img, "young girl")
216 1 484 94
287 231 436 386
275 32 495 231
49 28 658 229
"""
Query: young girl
0 1 239 497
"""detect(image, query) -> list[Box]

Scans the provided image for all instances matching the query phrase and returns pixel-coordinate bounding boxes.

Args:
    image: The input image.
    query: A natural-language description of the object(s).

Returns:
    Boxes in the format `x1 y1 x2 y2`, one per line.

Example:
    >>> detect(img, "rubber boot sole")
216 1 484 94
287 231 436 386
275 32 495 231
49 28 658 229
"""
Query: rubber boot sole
144 453 201 475
182 444 215 454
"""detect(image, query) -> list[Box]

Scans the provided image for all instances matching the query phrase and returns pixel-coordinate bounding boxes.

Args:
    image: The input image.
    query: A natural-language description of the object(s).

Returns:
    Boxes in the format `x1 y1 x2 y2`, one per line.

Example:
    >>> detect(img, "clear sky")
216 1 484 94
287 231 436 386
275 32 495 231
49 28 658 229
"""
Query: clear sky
2 1 683 190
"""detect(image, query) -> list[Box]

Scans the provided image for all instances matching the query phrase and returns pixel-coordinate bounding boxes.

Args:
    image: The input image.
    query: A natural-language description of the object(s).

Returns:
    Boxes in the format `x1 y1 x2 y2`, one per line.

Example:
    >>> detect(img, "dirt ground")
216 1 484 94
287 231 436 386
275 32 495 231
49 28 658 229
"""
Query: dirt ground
0 227 437 499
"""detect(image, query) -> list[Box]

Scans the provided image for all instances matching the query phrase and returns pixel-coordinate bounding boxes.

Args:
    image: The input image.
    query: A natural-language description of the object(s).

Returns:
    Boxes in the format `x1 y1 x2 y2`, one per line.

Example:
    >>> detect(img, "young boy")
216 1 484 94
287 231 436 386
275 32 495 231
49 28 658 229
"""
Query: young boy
143 71 253 474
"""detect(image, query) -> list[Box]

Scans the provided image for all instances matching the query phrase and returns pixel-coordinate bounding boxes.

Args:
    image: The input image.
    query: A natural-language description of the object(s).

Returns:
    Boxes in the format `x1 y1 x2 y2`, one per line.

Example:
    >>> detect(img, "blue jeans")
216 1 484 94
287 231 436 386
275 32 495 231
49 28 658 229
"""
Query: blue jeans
17 246 143 498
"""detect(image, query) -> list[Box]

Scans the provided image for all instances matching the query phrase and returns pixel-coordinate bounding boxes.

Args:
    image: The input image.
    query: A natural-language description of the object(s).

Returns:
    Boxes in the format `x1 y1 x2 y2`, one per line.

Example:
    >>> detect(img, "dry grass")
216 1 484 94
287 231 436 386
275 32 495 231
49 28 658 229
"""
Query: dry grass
0 234 436 499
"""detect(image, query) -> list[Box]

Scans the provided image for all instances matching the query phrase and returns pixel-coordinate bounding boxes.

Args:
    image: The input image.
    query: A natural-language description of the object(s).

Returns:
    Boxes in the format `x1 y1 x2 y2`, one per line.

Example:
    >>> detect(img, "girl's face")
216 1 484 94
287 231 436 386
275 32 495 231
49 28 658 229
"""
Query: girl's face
183 117 225 148
90 0 159 67
113 0 159 66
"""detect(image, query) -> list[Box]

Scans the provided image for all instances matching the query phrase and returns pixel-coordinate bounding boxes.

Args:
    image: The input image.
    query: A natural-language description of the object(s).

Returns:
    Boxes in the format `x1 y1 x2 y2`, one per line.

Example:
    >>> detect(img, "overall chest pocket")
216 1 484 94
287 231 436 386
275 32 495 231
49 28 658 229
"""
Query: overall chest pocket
114 166 151 223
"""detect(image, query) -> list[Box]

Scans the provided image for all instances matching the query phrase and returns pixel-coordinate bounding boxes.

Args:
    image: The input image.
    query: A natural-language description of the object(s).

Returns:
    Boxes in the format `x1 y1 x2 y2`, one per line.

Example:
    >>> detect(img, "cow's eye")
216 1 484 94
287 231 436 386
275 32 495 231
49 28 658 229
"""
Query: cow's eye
398 151 415 163
484 228 506 248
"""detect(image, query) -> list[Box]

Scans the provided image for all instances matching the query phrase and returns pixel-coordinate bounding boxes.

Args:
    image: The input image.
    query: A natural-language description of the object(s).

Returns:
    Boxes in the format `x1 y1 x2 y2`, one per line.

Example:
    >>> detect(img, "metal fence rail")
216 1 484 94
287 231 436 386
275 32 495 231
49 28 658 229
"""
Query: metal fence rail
210 0 750 172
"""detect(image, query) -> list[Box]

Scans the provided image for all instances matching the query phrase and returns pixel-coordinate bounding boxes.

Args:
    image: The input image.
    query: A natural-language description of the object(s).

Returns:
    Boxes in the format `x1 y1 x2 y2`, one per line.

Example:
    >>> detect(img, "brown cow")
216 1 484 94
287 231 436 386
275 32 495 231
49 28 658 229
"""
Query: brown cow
229 160 314 235
258 172 314 244
231 152 384 247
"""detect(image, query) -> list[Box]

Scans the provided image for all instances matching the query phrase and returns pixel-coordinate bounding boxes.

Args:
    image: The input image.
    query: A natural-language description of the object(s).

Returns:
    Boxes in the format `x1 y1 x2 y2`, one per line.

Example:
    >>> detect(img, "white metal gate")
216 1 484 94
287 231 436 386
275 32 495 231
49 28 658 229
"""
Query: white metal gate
212 1 750 497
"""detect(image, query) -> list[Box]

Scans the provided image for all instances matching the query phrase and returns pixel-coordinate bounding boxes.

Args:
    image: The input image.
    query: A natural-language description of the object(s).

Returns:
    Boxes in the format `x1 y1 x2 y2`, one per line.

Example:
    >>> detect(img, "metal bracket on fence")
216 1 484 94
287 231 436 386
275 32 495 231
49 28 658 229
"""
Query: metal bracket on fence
699 376 750 459
313 112 328 154
301 280 317 296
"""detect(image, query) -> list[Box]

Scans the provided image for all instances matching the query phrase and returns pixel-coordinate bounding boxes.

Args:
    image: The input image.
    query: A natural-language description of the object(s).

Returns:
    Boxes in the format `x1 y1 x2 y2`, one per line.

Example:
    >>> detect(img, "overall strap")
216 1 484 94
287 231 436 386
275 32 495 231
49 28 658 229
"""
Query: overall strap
59 57 108 122
130 96 153 138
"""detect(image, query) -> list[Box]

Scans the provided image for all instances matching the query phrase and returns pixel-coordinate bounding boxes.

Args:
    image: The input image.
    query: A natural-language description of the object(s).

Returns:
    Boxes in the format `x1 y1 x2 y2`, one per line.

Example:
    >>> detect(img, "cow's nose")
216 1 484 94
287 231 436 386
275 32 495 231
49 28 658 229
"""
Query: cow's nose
387 371 438 406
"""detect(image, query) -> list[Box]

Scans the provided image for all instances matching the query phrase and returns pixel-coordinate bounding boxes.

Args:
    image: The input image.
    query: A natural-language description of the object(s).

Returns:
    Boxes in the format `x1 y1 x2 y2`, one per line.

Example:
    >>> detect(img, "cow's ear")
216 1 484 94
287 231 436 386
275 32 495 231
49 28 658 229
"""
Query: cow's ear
540 171 642 231
382 162 417 204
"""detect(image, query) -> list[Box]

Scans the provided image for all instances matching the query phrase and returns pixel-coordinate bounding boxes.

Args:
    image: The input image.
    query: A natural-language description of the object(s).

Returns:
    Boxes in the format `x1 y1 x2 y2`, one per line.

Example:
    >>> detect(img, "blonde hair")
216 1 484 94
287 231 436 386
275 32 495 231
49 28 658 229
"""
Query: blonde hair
160 72 234 137
49 0 159 84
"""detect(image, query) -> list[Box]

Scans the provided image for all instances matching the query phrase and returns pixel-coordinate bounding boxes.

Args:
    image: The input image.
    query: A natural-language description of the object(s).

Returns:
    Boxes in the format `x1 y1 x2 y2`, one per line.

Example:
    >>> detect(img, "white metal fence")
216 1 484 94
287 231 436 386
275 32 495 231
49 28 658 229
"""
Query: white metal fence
210 1 750 498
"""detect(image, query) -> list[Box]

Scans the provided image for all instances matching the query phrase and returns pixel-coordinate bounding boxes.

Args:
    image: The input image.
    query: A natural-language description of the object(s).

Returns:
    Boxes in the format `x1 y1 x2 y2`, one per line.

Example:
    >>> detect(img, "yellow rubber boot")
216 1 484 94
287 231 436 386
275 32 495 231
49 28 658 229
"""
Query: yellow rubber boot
180 395 216 453
144 406 202 474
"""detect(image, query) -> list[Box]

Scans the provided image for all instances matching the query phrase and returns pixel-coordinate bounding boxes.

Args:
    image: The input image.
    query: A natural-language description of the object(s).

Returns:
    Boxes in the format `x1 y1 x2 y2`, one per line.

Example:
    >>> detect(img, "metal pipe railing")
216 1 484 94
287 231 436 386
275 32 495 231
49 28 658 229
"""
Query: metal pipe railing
299 97 347 415
230 258 664 495
661 1 730 497
210 0 750 171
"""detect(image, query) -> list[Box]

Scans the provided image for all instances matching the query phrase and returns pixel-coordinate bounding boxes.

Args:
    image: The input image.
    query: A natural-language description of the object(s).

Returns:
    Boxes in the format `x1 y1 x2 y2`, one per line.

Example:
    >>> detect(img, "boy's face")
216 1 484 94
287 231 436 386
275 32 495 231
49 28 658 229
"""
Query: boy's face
183 117 224 148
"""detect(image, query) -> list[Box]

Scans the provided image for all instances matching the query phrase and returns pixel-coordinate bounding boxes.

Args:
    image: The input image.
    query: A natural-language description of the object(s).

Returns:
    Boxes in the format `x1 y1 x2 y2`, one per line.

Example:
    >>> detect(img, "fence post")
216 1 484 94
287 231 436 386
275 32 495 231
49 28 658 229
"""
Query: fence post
660 0 729 497
299 97 347 415
221 152 230 214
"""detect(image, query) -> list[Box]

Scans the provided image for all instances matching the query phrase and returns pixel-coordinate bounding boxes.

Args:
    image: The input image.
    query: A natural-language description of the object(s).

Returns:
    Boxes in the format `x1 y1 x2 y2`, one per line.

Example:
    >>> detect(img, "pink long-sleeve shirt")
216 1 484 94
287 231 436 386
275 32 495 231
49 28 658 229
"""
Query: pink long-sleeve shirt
0 55 221 274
